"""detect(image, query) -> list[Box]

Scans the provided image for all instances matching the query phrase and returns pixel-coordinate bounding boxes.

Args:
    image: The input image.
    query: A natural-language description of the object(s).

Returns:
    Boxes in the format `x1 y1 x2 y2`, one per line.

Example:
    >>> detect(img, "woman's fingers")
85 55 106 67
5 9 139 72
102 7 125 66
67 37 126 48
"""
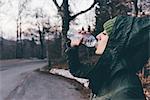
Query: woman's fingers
70 37 83 47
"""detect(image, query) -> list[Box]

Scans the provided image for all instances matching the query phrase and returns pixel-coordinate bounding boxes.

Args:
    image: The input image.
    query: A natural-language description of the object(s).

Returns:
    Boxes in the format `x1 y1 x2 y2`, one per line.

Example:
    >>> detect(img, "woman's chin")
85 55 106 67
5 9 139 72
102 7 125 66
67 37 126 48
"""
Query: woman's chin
95 49 102 55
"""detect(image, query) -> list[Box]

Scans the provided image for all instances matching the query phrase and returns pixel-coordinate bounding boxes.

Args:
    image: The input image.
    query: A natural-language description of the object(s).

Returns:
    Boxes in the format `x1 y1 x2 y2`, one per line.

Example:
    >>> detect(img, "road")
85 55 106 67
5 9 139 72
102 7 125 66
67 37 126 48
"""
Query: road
0 59 88 100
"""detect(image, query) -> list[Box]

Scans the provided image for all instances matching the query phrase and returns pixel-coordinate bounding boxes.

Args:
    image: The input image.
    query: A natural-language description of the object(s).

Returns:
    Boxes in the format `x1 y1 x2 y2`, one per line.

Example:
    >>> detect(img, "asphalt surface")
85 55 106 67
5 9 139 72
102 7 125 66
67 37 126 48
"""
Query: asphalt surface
0 59 88 100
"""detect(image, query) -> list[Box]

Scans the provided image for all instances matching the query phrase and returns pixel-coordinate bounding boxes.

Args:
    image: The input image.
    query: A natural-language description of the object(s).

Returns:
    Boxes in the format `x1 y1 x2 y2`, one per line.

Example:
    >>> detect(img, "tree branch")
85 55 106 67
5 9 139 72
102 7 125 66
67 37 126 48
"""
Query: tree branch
71 1 97 20
52 0 61 10
132 0 138 16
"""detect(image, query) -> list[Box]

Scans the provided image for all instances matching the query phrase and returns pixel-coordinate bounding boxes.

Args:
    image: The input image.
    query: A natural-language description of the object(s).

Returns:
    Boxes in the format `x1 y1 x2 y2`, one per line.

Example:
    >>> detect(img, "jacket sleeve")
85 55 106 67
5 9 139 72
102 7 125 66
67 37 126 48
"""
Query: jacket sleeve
65 43 94 79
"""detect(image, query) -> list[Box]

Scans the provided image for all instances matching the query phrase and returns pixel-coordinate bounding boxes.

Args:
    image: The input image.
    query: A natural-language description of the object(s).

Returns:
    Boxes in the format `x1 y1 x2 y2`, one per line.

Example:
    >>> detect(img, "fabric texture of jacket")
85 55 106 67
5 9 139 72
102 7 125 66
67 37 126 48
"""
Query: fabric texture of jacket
65 15 150 100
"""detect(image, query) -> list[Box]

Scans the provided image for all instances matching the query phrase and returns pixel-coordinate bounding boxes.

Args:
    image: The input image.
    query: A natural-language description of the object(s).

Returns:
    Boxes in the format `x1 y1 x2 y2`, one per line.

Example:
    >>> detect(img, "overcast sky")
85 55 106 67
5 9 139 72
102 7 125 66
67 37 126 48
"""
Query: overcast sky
0 0 95 40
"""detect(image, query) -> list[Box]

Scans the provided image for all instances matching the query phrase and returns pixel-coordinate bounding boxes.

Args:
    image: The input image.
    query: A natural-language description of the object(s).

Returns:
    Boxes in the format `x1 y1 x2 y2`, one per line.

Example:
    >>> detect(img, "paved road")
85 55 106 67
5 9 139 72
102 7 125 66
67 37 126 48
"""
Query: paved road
0 59 47 100
0 60 88 100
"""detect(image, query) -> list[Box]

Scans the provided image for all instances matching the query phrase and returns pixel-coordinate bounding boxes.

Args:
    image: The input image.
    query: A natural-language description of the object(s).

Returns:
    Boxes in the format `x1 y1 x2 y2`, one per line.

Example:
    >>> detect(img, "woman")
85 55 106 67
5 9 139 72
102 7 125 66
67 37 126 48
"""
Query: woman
65 15 150 100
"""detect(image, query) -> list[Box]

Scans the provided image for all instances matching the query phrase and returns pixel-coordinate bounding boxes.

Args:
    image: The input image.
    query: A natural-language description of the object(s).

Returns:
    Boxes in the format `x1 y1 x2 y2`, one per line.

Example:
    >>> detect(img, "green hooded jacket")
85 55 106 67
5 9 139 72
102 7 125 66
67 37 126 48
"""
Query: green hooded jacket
65 15 150 100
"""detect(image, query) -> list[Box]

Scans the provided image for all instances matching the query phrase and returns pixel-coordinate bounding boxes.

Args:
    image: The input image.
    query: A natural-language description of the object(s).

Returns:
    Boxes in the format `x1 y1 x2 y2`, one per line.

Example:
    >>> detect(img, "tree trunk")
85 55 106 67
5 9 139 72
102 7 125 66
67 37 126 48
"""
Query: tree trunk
47 40 52 69
133 0 138 16
0 35 3 59
31 37 35 57
39 29 45 59
61 16 70 57
60 0 70 57
19 16 23 58
16 17 23 58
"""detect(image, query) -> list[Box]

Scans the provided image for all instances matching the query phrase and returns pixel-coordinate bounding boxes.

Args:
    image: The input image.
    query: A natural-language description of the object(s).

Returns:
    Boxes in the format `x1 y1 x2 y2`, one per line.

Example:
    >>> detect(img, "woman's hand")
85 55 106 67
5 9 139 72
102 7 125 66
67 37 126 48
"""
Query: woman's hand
95 31 109 55
70 36 83 47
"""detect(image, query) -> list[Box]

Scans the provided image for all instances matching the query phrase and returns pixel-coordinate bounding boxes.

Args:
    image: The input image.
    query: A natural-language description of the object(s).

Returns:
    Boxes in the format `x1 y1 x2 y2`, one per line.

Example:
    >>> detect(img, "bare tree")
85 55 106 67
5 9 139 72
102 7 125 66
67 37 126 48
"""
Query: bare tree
0 30 4 59
16 0 31 58
35 8 49 59
52 0 96 56
132 0 138 16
